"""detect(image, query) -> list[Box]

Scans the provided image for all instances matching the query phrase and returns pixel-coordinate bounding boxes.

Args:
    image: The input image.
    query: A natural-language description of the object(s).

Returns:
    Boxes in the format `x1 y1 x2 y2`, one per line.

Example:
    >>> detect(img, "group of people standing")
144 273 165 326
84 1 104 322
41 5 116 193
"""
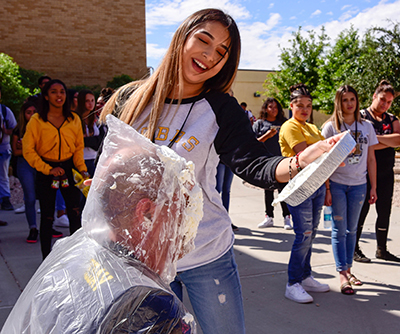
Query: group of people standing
250 80 399 304
2 75 113 259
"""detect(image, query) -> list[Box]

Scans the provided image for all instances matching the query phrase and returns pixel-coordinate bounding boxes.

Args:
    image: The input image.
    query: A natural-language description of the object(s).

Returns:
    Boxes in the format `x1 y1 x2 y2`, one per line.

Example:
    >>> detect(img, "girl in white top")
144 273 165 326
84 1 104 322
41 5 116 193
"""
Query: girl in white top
100 9 348 333
322 85 378 295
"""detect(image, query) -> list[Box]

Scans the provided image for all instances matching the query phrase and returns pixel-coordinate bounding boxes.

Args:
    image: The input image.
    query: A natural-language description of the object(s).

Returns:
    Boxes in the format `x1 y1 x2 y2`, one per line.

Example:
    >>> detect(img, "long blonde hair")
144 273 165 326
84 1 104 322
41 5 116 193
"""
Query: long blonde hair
100 8 241 139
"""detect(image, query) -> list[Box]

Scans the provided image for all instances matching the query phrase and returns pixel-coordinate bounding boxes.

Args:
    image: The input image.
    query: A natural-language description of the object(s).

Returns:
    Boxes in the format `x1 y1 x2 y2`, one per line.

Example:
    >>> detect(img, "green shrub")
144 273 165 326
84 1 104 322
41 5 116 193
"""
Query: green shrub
106 74 135 90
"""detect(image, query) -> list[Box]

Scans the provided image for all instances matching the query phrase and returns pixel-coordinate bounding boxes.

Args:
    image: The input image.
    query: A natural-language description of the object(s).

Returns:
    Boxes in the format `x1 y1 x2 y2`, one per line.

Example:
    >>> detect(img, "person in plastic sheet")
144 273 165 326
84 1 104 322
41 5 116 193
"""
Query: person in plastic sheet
354 80 400 263
279 84 330 304
100 9 351 333
253 98 292 230
322 85 378 295
1 115 203 334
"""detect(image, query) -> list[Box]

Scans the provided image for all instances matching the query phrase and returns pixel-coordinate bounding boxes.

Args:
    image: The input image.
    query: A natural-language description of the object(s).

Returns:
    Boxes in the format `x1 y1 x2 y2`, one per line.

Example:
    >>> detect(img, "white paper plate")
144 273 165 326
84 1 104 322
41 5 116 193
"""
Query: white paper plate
272 131 355 207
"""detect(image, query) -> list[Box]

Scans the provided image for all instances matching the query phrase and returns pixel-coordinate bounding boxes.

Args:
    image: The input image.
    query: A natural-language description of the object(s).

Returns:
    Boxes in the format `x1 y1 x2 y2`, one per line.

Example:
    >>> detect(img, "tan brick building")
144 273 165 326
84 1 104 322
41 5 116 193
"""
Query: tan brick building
0 0 147 87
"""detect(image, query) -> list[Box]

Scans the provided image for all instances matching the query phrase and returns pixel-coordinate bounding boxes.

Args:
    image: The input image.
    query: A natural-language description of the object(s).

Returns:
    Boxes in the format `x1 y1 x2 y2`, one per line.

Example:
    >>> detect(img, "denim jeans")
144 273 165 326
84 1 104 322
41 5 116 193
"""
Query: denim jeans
330 181 366 272
215 162 234 212
287 184 326 284
0 150 11 199
170 247 245 334
16 156 37 229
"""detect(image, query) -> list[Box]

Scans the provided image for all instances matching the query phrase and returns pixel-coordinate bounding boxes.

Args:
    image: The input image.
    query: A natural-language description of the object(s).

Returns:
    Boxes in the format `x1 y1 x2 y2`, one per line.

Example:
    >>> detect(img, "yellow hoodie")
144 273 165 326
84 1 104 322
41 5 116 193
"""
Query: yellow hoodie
23 112 87 175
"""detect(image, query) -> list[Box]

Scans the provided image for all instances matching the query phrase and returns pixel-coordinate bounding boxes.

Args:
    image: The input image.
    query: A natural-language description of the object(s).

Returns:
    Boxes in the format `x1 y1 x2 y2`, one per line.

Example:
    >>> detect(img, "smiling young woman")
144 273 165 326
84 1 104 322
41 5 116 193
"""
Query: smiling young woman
22 79 88 260
100 10 348 333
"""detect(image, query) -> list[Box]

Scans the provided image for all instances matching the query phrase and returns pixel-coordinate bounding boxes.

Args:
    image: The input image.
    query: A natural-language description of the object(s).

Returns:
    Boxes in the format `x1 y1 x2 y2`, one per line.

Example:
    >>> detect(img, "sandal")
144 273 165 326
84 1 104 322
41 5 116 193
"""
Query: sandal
340 282 354 295
348 274 363 286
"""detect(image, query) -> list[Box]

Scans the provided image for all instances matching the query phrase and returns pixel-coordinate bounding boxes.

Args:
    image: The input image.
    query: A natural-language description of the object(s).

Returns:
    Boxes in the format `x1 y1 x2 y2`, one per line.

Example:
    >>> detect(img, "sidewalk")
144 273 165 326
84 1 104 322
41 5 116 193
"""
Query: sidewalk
1 176 400 333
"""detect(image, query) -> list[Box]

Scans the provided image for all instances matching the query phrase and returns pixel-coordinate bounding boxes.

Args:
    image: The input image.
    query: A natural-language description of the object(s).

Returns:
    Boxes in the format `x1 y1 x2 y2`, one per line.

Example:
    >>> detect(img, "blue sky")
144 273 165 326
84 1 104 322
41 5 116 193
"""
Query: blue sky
145 0 400 70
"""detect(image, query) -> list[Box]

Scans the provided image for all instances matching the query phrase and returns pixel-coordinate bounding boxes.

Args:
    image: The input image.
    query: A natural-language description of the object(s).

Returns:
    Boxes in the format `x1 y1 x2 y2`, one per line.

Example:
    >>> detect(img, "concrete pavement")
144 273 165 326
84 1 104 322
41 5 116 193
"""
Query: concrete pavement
1 176 400 333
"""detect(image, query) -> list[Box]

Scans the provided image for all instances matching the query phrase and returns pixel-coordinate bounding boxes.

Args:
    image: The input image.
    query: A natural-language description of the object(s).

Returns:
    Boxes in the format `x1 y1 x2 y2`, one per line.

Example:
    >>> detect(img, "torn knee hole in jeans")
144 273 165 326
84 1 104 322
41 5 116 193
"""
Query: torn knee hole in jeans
304 230 312 237
213 279 227 304
333 215 343 221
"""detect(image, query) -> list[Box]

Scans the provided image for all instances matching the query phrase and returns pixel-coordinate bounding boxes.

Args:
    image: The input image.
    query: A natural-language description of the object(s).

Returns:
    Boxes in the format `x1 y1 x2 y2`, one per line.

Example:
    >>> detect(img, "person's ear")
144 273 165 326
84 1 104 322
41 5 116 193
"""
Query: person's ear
135 198 155 222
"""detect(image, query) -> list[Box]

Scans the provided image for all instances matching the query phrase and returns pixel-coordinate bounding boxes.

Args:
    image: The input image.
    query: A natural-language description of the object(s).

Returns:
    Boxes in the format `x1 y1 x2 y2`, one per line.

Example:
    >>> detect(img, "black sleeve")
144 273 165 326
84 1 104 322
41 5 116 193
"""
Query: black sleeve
97 286 192 334
84 125 106 151
208 92 285 190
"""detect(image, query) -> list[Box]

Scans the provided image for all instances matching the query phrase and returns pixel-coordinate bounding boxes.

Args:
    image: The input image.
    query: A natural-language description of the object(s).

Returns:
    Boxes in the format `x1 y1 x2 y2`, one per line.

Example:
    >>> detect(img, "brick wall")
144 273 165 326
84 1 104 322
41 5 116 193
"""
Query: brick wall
0 0 147 88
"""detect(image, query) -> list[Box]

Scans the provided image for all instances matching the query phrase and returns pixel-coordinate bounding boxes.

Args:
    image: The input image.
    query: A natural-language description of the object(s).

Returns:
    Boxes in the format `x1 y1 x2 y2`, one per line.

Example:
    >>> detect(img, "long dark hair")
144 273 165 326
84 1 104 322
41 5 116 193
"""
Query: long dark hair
39 79 73 122
76 89 96 135
260 97 285 122
18 101 37 138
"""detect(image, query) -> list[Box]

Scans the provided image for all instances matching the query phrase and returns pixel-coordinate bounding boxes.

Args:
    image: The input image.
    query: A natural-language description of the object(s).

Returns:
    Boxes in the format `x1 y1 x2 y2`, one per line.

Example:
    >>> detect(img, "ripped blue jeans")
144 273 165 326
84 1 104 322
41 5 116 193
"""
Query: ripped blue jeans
170 247 245 334
287 185 326 284
330 181 367 272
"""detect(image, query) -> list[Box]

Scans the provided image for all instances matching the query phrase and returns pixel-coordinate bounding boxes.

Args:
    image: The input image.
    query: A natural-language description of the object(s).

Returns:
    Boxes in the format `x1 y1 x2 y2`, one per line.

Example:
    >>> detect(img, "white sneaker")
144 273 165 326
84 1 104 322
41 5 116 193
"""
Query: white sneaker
285 283 313 303
283 215 293 230
54 214 69 227
15 204 26 214
258 216 274 228
301 276 330 292
37 208 41 214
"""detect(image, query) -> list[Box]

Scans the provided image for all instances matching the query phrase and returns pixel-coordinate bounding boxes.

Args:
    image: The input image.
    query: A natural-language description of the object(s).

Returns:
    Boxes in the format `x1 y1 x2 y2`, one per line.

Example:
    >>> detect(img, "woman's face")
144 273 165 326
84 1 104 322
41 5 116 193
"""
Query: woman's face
85 94 95 113
290 96 312 125
181 21 230 96
266 101 278 119
341 92 357 116
25 106 36 122
45 83 66 109
371 91 394 115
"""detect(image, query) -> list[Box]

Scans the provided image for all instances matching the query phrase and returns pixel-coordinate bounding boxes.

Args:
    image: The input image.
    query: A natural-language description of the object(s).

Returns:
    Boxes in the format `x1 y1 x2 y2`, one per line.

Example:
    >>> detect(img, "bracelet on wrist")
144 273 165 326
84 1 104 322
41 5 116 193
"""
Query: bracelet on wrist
326 188 330 191
289 156 294 180
295 151 303 172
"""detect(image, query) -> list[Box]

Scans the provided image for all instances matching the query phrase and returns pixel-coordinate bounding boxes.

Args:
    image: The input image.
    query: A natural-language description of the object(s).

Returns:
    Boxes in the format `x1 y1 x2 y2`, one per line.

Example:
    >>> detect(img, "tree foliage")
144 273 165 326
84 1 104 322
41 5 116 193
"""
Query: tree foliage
0 53 31 113
264 27 329 112
264 22 400 116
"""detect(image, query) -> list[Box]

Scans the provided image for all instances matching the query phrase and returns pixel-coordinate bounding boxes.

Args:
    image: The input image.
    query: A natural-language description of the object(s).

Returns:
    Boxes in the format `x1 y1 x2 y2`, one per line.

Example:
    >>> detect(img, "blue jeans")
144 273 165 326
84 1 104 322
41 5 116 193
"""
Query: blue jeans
16 157 37 229
170 247 245 334
287 185 326 284
330 181 367 272
0 150 11 199
215 162 234 212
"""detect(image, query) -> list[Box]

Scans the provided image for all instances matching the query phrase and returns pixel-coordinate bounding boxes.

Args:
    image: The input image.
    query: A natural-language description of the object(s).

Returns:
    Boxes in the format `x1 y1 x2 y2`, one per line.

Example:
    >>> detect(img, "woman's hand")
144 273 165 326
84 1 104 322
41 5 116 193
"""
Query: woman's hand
83 179 92 186
257 128 277 142
369 187 377 204
50 167 65 176
324 189 332 206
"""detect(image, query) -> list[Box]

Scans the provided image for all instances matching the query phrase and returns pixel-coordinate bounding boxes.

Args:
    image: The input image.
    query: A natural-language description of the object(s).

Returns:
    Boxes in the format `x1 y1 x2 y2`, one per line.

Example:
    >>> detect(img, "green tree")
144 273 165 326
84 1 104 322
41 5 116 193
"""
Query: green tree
354 21 400 114
316 26 362 113
19 67 43 94
107 74 135 90
263 27 329 114
0 53 30 113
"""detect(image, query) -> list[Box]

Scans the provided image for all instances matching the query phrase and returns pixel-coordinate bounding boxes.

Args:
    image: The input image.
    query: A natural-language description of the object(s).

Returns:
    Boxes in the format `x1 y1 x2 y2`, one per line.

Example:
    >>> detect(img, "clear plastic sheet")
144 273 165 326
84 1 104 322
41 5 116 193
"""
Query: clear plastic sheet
273 131 356 207
1 115 203 334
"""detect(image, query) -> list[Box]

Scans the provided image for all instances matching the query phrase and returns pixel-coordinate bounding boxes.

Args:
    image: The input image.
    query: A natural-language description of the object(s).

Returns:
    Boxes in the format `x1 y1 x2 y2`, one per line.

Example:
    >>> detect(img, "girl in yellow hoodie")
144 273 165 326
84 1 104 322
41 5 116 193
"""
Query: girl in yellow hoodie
23 79 88 259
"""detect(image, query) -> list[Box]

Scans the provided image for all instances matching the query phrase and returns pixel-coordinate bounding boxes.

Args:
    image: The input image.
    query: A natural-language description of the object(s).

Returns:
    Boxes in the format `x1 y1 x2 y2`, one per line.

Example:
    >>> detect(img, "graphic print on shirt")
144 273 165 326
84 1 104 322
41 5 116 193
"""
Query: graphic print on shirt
348 130 366 165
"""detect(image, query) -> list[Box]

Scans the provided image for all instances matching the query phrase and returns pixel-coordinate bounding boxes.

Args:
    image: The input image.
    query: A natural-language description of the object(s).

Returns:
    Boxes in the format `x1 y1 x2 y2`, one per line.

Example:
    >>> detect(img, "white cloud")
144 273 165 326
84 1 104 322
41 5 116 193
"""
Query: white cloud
290 16 296 20
327 11 333 15
146 0 251 29
311 9 322 17
146 43 168 60
239 0 400 70
341 4 351 10
269 3 274 9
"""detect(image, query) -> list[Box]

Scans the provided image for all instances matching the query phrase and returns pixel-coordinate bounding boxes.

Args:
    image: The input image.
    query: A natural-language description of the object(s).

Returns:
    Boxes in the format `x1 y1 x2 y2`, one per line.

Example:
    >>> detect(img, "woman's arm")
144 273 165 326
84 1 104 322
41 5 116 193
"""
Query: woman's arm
11 134 22 156
375 119 400 148
367 144 377 204
257 129 277 143
292 141 307 154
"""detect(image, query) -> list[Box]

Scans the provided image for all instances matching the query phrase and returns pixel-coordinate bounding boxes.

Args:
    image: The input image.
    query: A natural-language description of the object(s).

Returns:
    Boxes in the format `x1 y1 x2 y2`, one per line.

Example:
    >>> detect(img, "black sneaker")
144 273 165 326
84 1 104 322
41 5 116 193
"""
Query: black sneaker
376 248 400 262
27 228 38 243
0 220 8 226
52 228 63 238
231 224 239 232
1 197 14 211
354 249 371 263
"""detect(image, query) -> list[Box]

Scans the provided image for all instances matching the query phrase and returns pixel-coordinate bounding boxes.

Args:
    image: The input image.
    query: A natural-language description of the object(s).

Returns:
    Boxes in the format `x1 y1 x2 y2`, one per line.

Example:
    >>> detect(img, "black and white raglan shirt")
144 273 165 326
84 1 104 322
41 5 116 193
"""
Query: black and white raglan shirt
130 91 284 272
